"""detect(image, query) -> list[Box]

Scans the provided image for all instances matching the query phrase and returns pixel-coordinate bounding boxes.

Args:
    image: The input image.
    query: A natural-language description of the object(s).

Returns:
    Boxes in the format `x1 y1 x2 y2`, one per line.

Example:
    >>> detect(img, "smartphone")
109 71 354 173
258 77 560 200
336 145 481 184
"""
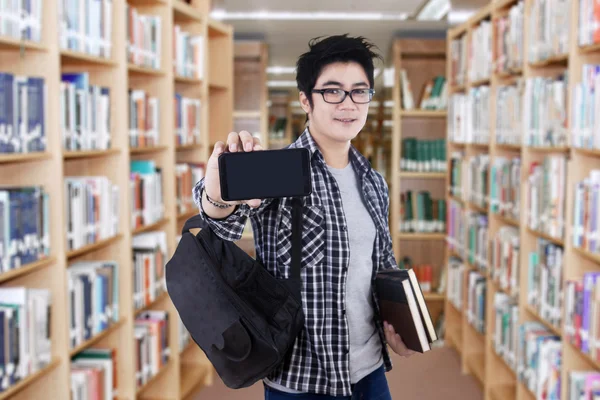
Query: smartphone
218 147 312 201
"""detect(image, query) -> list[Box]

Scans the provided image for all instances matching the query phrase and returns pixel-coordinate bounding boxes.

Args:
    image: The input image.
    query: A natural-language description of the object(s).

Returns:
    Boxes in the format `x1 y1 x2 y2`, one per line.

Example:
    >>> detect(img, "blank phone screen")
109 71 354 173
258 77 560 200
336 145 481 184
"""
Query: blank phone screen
220 148 311 200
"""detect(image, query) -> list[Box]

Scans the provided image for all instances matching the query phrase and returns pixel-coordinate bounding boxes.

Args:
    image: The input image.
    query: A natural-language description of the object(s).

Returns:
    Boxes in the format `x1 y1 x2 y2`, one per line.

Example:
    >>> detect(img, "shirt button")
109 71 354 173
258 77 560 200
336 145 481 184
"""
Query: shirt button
342 225 347 231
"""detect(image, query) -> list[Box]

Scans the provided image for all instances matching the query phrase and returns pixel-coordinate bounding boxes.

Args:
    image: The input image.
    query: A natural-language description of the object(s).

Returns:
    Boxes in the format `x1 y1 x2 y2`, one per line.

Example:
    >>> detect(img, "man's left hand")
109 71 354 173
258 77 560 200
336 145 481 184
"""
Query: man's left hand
384 321 416 358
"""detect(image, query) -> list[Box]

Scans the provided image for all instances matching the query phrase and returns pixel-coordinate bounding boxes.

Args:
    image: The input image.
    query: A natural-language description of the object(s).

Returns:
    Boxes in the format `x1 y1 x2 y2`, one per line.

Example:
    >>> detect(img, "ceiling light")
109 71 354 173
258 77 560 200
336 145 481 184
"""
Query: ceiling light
266 66 296 74
267 80 297 88
416 0 451 20
448 10 475 25
210 10 408 21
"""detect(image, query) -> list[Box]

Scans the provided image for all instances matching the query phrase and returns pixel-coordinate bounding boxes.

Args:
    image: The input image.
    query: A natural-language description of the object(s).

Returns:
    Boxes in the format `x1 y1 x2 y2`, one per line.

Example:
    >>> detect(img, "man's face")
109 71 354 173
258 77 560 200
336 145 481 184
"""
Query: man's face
301 61 371 144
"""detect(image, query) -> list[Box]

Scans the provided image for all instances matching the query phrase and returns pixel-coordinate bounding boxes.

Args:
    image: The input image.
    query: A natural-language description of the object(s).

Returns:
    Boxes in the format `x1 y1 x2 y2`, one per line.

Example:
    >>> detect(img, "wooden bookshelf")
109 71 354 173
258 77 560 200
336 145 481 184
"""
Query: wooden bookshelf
444 0 599 399
0 0 232 399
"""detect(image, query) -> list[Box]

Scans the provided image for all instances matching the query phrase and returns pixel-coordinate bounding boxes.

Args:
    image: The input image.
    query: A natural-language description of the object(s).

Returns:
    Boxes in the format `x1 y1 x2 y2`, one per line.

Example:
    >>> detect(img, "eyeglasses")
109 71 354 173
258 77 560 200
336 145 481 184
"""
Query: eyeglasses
312 88 375 104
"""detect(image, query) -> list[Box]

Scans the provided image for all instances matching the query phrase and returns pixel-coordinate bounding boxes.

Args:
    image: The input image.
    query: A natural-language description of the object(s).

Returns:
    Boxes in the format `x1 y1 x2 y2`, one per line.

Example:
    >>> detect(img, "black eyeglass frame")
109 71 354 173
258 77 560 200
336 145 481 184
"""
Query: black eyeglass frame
311 88 376 104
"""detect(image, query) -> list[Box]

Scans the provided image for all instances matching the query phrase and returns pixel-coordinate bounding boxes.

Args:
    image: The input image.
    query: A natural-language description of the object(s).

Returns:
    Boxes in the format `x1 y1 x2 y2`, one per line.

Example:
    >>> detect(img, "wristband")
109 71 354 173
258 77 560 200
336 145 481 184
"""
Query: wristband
204 190 233 209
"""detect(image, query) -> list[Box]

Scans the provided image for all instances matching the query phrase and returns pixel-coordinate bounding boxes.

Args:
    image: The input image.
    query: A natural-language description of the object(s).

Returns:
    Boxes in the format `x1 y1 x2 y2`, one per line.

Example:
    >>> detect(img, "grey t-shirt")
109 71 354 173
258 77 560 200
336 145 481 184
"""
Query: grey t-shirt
265 161 382 393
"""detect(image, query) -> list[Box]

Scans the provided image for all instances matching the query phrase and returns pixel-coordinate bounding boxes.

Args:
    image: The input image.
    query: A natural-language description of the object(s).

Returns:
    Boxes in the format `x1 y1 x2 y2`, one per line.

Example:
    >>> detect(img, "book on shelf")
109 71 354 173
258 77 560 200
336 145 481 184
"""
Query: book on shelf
375 268 438 353
71 348 118 400
174 94 201 146
396 256 437 293
527 238 563 329
447 256 464 310
0 73 47 154
467 270 486 335
495 82 524 146
59 0 113 58
130 160 164 230
129 89 159 149
450 35 467 87
446 199 466 255
399 70 447 111
400 138 446 173
573 169 600 254
572 64 600 150
490 226 520 297
528 0 569 62
569 372 600 400
62 73 111 151
132 231 167 312
579 0 600 47
523 74 568 148
0 287 51 390
447 86 490 145
564 272 600 361
490 156 521 221
67 261 119 350
493 1 524 74
493 292 519 372
126 5 161 69
399 190 446 233
173 26 204 79
65 177 119 252
468 20 492 82
466 211 489 272
526 156 567 240
0 186 50 273
516 322 560 398
175 162 204 215
0 0 42 42
134 310 169 388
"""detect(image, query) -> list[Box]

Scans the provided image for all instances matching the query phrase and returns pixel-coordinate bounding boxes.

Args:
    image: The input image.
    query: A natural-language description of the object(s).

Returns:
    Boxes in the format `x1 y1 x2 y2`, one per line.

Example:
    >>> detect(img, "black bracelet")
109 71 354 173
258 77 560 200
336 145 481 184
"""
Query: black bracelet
204 190 233 209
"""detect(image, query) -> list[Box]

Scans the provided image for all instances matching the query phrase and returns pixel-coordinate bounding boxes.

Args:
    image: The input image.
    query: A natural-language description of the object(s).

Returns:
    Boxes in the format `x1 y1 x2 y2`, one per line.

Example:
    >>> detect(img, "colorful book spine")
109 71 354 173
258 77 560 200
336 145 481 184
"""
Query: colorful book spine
467 155 490 209
129 89 159 149
174 94 201 146
447 199 466 257
493 292 519 372
467 270 487 334
0 0 43 42
173 25 204 79
130 160 164 230
132 231 167 312
59 0 113 58
490 226 520 297
468 20 492 82
175 163 205 215
126 4 161 69
578 0 600 47
490 156 521 221
528 0 570 62
399 190 446 233
493 1 524 74
573 169 600 253
447 256 465 311
495 82 524 146
400 138 446 172
450 35 468 87
572 64 600 150
447 86 490 145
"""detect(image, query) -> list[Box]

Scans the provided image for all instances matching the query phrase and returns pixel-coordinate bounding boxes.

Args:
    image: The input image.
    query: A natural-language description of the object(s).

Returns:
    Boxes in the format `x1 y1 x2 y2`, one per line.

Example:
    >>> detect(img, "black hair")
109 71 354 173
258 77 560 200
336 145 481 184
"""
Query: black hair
295 34 383 110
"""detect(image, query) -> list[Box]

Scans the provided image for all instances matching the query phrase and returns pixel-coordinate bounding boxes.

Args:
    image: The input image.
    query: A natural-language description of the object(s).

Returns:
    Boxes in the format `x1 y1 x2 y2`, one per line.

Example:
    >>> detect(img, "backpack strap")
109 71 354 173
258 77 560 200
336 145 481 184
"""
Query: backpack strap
181 214 209 234
290 197 302 281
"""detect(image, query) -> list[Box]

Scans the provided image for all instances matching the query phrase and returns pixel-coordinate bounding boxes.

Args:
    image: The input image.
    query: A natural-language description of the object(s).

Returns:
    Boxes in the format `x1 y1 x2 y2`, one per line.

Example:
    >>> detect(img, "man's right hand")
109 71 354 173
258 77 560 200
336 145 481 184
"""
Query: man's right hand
203 130 264 210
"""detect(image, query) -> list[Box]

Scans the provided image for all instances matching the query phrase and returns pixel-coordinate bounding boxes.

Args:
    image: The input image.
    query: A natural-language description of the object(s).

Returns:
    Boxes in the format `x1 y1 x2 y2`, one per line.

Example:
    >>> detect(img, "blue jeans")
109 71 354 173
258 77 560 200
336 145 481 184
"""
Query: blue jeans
263 365 392 400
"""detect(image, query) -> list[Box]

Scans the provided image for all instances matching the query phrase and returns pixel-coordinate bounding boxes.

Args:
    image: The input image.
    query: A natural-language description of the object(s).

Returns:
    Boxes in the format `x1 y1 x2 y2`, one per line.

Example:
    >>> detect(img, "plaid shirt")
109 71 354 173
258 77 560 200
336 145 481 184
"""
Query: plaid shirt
192 128 398 396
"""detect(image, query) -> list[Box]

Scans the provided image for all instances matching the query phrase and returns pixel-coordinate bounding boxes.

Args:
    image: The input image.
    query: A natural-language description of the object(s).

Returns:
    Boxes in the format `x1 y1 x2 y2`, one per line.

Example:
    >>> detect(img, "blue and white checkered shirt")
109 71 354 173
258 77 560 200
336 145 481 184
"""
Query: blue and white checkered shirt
192 128 398 396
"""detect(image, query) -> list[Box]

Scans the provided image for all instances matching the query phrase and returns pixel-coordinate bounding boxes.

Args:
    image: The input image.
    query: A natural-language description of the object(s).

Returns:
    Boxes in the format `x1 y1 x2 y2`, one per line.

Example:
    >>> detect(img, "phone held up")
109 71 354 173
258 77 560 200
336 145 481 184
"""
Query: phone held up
218 147 312 202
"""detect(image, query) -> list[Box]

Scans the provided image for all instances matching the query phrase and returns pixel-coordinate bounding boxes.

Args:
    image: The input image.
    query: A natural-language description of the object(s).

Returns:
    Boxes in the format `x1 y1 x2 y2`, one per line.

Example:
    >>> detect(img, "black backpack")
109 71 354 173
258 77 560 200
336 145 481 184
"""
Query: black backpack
165 198 305 389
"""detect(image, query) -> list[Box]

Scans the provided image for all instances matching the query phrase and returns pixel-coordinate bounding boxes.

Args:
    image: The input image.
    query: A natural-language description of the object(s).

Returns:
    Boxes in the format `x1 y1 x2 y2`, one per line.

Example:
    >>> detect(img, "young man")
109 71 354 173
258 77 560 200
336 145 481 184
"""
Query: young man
193 34 415 400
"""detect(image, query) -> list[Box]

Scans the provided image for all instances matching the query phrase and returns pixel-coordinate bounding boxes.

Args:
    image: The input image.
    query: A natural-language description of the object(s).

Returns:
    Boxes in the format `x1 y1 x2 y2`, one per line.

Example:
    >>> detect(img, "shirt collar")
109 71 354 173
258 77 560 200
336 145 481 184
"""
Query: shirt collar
291 127 372 175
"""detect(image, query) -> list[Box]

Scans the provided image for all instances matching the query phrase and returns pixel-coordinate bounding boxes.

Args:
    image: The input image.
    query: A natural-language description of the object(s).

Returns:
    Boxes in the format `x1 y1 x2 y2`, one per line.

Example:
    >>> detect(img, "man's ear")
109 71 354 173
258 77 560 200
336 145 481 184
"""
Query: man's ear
299 91 311 114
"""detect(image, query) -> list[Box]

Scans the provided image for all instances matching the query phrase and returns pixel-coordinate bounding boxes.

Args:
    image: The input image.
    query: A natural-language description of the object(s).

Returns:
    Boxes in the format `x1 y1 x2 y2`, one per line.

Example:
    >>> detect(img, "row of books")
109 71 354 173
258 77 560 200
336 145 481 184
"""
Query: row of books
579 0 600 47
68 261 119 350
65 177 120 252
468 20 492 83
492 292 518 371
399 191 446 233
490 226 520 298
130 160 164 231
569 371 600 399
447 256 465 311
133 231 167 313
174 94 202 147
396 256 438 293
494 1 524 75
528 0 570 63
400 138 446 173
523 74 568 148
527 239 564 332
61 72 111 152
527 155 567 241
449 153 490 209
573 64 600 150
59 0 113 59
175 163 205 216
447 199 466 257
467 269 487 335
0 1 42 42
496 82 524 146
489 156 521 221
0 186 50 273
573 169 600 254
127 5 161 70
447 86 490 145
447 206 489 273
129 89 159 149
564 271 600 362
135 310 169 389
173 26 204 79
517 323 560 398
0 287 51 393
0 73 47 154
399 71 447 111
70 348 117 400
449 35 468 88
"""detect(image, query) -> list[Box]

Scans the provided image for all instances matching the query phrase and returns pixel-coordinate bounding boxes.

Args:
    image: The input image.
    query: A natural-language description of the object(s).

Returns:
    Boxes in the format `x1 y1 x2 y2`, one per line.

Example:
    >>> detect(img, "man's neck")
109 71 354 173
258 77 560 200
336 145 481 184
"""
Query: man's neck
309 128 351 169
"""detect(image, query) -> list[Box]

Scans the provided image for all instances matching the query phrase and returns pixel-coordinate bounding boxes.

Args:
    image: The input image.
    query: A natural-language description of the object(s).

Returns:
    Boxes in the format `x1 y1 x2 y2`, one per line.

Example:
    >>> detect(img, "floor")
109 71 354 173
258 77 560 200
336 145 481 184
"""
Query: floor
191 345 483 400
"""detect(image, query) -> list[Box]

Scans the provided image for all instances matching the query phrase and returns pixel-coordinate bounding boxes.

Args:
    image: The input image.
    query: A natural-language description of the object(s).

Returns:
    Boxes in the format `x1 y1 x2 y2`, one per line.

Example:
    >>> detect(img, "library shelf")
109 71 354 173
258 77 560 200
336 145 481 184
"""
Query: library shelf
490 384 517 400
528 53 569 68
398 171 446 179
65 234 124 260
468 202 488 214
490 348 516 377
0 35 46 51
396 232 447 240
469 142 490 151
173 0 203 22
423 292 446 301
573 147 600 158
60 50 117 67
495 69 523 79
471 77 491 87
572 246 600 264
565 340 600 371
233 110 262 118
208 82 229 90
180 364 211 399
69 318 127 357
137 358 174 395
0 152 52 164
495 143 522 152
174 75 202 84
525 227 564 247
579 42 600 54
135 291 170 317
525 145 570 154
132 217 170 235
523 304 562 337
127 0 168 5
63 148 121 159
495 0 520 9
491 212 519 228
175 143 203 151
0 256 56 284
0 358 61 400
128 64 166 76
130 145 170 155
177 210 197 221
399 110 447 118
